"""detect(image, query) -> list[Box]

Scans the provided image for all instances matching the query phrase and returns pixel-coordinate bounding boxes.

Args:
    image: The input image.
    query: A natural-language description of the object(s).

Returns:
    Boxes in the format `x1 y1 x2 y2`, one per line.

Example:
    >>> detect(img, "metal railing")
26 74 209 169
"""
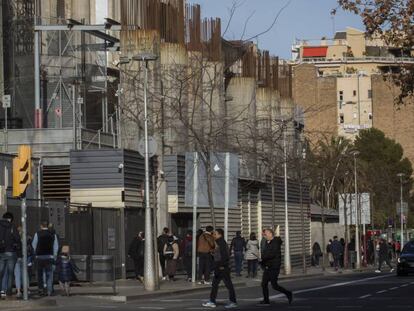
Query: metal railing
298 56 414 64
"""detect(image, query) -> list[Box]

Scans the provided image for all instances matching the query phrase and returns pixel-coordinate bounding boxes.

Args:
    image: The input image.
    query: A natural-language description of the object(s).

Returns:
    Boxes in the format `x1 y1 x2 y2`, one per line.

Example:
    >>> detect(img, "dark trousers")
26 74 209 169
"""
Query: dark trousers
198 253 212 281
183 256 192 279
262 267 291 303
159 253 166 277
133 257 144 278
210 266 236 303
247 259 258 277
333 254 341 270
378 257 392 271
36 258 54 295
234 251 243 275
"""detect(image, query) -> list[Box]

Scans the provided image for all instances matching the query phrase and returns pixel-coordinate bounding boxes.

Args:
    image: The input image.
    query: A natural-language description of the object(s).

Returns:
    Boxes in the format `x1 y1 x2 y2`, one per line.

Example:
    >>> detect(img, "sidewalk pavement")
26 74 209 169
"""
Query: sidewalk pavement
0 265 376 308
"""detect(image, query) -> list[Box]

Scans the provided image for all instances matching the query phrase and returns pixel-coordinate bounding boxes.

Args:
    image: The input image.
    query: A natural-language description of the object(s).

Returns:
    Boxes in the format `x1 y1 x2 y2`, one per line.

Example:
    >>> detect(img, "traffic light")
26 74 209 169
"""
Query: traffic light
12 145 32 198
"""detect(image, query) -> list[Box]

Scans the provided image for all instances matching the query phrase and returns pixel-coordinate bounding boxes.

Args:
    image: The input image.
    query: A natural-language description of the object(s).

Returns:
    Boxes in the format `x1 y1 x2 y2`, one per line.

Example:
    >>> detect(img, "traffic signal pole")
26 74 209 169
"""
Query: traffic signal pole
21 193 28 300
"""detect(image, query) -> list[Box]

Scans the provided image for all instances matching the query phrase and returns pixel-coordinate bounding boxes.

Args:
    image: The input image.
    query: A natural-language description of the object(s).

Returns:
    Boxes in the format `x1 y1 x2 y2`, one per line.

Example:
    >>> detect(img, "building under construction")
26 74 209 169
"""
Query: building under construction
0 0 310 275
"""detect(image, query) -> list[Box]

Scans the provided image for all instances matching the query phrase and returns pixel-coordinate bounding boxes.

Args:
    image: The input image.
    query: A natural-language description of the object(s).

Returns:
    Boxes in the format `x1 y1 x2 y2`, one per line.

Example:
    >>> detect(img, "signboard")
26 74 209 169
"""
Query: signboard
48 202 66 239
107 228 116 250
185 152 239 208
396 202 409 216
138 136 158 158
168 194 179 214
2 95 10 109
338 193 371 225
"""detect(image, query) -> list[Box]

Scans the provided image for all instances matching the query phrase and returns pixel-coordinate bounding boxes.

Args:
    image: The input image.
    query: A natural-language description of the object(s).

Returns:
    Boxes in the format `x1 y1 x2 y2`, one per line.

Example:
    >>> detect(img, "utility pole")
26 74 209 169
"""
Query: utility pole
300 146 307 274
283 121 291 275
353 151 361 270
224 152 230 241
397 173 405 248
192 152 198 283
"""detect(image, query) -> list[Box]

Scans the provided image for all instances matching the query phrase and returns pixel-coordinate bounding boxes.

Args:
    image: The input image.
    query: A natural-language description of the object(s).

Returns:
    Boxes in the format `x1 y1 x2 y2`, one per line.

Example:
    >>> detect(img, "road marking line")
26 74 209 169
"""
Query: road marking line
390 287 399 290
268 274 393 300
401 284 410 287
138 308 166 310
377 290 387 294
359 294 371 299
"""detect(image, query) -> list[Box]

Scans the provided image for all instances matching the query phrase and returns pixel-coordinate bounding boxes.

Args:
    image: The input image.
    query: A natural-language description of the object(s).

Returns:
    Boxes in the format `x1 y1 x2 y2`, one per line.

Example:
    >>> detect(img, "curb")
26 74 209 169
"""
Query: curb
0 298 57 309
84 282 248 303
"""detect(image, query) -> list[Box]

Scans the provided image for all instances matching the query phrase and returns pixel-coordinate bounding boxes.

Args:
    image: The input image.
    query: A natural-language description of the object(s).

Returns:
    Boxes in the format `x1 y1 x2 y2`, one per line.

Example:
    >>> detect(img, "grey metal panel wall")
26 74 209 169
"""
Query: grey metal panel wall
123 149 145 209
70 149 124 189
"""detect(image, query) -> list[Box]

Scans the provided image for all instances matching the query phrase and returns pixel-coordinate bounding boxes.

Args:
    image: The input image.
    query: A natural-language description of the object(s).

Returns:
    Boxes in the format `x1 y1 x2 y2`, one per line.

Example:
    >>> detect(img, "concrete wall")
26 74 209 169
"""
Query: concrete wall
293 64 337 144
311 220 345 248
372 75 414 170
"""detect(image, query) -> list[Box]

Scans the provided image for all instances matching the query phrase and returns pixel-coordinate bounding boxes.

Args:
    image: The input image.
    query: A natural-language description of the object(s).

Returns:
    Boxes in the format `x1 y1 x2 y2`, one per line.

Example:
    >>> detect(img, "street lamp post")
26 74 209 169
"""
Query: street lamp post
352 151 361 270
397 173 405 248
282 120 291 275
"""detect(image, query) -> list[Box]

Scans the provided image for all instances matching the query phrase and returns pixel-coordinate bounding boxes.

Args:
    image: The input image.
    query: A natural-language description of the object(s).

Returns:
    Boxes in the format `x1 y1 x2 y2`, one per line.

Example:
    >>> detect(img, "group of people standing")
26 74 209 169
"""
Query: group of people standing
0 213 79 299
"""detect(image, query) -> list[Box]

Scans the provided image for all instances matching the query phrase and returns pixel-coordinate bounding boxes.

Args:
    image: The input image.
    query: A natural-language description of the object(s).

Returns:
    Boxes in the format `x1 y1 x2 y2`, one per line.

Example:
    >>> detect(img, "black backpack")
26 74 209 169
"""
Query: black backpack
164 243 174 259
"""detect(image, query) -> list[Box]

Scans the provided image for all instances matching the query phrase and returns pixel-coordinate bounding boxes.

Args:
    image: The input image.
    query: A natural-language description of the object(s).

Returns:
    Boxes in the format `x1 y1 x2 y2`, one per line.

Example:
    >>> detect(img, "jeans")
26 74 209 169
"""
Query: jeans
0 252 17 294
36 258 54 295
261 267 291 303
14 257 30 292
247 259 258 277
234 251 244 275
210 266 236 304
378 258 393 271
183 256 192 279
198 253 212 282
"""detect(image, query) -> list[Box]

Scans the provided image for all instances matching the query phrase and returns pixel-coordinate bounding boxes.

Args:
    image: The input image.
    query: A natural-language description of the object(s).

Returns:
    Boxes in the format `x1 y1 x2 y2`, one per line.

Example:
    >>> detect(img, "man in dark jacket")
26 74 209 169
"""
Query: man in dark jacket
376 239 394 273
157 227 169 280
0 212 21 298
259 227 292 306
128 232 144 282
202 229 237 309
32 221 59 296
230 231 246 277
331 236 343 271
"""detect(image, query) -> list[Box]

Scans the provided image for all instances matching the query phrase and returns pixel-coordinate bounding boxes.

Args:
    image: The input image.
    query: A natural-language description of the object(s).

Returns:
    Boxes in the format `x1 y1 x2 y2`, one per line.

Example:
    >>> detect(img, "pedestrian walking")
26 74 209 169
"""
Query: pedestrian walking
327 239 334 267
340 238 346 268
157 227 169 280
180 230 193 282
197 226 215 285
128 232 145 282
258 226 292 306
202 229 237 309
164 235 179 281
230 231 246 277
245 233 260 278
56 245 79 296
32 221 59 296
0 212 21 299
395 240 401 258
376 238 394 273
331 236 343 271
311 242 322 267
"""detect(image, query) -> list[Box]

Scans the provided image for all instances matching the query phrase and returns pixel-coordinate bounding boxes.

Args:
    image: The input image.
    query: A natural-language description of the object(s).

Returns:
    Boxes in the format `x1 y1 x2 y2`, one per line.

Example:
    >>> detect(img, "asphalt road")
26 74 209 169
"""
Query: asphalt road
12 271 414 311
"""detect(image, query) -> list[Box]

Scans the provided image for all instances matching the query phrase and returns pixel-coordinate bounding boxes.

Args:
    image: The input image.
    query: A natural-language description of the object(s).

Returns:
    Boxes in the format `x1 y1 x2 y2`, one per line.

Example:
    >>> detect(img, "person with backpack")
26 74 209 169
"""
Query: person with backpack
331 236 343 271
230 231 246 277
164 235 179 281
14 226 33 298
157 227 170 280
245 232 260 278
0 212 21 299
180 231 193 282
128 232 145 282
32 221 59 296
56 245 79 296
197 226 215 285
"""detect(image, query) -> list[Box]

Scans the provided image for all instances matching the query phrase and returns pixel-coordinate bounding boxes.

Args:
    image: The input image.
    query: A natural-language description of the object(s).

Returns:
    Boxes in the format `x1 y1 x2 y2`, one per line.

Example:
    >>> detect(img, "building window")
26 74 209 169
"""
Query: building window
369 113 373 120
353 90 357 97
368 89 372 99
340 114 344 124
339 91 344 101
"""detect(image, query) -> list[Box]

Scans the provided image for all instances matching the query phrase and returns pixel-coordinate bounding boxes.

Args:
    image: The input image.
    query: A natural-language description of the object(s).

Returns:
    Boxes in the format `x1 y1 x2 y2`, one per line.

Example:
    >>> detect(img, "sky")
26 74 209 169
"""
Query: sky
187 0 364 59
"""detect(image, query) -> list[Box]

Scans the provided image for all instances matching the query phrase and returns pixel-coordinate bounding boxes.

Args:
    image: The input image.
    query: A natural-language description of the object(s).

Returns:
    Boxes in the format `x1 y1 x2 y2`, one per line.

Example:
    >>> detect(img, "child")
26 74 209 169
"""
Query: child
56 246 79 296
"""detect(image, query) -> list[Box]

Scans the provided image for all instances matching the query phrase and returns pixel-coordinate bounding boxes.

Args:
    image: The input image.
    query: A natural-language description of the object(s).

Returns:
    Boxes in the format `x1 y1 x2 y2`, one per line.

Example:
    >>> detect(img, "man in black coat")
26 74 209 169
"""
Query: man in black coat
202 229 237 309
259 226 293 306
157 227 169 280
128 232 144 282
